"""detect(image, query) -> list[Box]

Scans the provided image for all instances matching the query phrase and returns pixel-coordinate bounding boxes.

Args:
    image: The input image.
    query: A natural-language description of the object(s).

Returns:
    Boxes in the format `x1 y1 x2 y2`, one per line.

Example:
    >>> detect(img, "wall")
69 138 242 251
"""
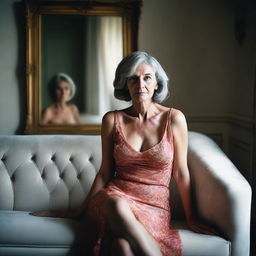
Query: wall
0 0 26 134
139 0 237 116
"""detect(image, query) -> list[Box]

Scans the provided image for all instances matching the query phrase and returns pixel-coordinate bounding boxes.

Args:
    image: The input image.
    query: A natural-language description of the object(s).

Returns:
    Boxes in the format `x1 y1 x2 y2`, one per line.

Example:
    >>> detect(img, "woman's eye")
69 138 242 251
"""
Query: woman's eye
144 76 151 81
128 76 138 82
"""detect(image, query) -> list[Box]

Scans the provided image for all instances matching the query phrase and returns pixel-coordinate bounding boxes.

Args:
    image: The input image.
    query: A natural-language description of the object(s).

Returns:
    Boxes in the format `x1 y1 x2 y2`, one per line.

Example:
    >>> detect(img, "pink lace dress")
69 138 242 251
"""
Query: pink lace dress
87 109 182 256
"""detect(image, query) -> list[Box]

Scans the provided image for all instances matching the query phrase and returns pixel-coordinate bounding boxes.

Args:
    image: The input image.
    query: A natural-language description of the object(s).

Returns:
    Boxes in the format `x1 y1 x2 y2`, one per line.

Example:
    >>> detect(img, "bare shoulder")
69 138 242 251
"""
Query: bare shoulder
102 111 115 133
170 108 187 126
41 105 54 124
68 103 79 112
43 105 54 116
169 108 188 139
168 108 188 149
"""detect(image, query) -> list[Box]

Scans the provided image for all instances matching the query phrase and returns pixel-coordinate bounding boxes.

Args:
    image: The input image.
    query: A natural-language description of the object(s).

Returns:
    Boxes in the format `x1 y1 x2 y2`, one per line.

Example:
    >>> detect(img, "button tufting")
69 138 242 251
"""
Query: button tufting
1 155 6 161
51 155 55 161
77 173 81 179
11 175 15 182
89 156 93 161
69 156 73 161
31 155 36 161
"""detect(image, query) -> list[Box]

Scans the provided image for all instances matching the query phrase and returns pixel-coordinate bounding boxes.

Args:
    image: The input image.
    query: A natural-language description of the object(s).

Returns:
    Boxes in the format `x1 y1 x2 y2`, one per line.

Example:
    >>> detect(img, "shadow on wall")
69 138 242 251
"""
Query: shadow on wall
13 2 26 134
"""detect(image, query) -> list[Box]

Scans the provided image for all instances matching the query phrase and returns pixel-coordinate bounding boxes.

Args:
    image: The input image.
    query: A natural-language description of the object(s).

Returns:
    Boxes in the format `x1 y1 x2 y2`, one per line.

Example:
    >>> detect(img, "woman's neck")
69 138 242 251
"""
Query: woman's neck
55 101 66 109
130 100 159 121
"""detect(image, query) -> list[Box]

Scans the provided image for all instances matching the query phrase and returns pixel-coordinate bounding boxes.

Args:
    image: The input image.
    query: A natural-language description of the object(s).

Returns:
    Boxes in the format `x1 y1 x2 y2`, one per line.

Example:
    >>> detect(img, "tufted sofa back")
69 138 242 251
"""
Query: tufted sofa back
0 135 101 212
0 135 184 219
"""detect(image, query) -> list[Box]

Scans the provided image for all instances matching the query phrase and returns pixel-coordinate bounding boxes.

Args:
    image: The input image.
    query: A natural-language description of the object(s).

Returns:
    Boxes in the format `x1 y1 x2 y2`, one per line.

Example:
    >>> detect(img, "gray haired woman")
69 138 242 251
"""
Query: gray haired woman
41 73 80 124
33 52 217 256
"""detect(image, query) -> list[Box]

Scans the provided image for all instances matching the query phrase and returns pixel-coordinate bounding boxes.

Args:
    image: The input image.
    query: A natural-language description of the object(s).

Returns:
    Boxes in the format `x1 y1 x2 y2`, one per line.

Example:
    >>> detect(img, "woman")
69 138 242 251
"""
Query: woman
41 73 80 124
33 52 216 255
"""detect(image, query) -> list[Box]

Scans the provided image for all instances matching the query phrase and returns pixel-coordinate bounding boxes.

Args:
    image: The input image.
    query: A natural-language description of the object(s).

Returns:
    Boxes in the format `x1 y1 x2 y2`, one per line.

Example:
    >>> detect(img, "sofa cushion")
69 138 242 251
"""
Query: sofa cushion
173 221 231 256
0 247 71 256
0 211 84 247
0 211 230 256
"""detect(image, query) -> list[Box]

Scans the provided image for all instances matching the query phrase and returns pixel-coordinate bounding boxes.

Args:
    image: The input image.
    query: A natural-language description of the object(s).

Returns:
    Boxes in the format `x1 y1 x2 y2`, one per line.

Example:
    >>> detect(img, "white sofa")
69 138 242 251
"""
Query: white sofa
0 132 251 256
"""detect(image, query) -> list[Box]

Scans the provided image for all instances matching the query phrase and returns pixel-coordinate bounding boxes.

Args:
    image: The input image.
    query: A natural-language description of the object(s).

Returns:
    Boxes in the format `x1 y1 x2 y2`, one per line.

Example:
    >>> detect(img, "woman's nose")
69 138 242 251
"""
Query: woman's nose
136 77 145 88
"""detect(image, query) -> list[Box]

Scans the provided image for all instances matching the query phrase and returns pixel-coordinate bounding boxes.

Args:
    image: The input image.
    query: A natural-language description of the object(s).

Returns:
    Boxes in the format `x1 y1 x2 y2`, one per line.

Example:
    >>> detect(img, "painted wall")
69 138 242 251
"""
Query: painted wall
139 0 255 118
0 0 26 134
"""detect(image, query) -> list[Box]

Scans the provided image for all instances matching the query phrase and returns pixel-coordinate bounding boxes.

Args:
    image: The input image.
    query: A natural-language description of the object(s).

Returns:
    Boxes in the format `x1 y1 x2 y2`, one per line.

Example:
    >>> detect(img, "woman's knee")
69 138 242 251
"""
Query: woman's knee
105 197 132 220
111 238 134 256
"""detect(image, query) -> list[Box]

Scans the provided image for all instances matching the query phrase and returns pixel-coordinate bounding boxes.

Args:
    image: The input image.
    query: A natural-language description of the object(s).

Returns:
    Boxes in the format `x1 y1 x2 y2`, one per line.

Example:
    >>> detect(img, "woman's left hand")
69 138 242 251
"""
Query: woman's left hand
187 218 220 236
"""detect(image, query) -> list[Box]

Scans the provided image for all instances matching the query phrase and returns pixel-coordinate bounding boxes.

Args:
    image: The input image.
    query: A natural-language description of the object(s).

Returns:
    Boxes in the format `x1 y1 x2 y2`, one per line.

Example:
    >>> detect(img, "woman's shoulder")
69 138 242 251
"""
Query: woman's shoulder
43 104 55 114
169 108 187 126
67 103 79 111
101 111 116 131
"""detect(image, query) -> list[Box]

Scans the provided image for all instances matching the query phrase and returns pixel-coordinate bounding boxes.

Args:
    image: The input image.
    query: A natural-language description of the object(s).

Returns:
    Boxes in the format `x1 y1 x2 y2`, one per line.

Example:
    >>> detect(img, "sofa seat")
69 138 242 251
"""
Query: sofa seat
173 221 230 256
0 210 84 256
0 210 230 256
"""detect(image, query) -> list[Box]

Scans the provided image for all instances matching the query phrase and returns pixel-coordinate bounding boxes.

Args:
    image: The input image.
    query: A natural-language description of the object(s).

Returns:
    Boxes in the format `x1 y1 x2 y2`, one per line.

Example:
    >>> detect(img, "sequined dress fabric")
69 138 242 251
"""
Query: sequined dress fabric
87 110 182 256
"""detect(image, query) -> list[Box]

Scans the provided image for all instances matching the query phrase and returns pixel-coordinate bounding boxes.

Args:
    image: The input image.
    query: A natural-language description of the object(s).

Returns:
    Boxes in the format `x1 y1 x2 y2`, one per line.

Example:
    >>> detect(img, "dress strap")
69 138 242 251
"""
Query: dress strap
114 110 118 126
166 108 173 142
113 110 121 132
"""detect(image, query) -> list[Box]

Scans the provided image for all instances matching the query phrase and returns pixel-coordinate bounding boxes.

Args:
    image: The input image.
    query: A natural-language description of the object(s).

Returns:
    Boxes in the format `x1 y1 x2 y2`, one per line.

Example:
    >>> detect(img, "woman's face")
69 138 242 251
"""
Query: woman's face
55 80 71 102
126 63 158 103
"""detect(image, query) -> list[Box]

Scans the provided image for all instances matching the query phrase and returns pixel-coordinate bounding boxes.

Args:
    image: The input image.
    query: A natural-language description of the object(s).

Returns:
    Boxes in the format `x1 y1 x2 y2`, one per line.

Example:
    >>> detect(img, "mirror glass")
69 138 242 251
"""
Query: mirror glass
41 14 129 125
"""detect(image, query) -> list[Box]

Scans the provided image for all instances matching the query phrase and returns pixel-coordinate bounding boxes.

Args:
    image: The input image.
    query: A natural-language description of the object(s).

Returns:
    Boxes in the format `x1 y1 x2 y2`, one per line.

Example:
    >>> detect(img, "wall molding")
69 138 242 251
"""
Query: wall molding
187 114 254 130
229 136 252 151
229 136 253 183
204 132 224 148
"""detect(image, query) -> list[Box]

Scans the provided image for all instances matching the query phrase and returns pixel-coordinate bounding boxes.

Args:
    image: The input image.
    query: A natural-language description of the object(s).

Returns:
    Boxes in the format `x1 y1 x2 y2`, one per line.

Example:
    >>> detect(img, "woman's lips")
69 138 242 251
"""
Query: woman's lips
135 91 146 95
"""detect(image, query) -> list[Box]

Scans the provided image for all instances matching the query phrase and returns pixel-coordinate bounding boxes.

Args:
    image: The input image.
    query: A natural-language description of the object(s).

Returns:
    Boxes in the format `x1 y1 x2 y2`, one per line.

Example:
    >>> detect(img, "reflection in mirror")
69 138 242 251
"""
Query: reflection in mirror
41 73 80 125
41 14 130 125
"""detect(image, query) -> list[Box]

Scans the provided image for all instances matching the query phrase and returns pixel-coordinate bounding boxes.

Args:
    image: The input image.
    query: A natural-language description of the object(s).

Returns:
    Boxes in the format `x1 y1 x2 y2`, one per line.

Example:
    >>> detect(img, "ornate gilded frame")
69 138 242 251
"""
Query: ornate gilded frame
25 0 142 134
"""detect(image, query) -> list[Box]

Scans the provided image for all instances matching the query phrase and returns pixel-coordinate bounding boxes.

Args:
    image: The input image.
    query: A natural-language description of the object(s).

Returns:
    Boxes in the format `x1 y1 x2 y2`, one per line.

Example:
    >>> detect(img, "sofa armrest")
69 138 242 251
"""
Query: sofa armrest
188 132 251 256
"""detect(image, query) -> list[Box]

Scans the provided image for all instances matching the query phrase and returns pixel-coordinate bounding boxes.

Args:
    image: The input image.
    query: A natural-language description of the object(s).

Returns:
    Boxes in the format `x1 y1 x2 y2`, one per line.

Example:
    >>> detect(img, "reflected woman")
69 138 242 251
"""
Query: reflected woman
41 73 80 125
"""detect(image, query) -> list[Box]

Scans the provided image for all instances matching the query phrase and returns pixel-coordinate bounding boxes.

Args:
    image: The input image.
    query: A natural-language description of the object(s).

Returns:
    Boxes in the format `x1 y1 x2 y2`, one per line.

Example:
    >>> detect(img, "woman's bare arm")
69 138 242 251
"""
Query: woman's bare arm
171 109 193 222
171 109 218 234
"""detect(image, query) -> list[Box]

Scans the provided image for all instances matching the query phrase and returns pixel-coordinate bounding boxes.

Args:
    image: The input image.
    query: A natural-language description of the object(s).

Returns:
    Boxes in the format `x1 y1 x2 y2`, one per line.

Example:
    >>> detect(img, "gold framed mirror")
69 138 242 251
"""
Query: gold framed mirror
25 0 142 134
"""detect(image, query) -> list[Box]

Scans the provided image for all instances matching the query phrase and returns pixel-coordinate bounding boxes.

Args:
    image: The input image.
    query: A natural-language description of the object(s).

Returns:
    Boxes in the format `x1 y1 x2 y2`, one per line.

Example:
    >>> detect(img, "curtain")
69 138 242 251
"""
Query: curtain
84 16 128 120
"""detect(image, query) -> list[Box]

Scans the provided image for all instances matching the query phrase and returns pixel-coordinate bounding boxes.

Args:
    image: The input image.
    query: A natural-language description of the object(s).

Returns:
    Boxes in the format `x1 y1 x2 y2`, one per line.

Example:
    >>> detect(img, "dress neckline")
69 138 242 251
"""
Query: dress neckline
115 109 171 154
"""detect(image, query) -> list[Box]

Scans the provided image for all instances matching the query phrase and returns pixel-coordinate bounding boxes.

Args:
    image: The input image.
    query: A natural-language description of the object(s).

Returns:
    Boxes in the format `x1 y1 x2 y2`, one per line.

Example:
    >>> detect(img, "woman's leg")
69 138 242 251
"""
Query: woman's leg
103 196 162 256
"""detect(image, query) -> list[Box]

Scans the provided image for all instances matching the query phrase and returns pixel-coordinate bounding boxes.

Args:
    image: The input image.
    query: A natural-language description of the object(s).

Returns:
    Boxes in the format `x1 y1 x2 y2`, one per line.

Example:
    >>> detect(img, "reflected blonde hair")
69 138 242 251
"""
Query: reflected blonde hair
49 73 76 101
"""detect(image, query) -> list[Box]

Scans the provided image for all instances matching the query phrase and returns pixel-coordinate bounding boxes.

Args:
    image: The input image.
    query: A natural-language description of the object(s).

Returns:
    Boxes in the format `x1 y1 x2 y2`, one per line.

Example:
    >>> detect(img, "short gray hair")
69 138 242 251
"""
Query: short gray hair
48 73 76 101
113 51 169 103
